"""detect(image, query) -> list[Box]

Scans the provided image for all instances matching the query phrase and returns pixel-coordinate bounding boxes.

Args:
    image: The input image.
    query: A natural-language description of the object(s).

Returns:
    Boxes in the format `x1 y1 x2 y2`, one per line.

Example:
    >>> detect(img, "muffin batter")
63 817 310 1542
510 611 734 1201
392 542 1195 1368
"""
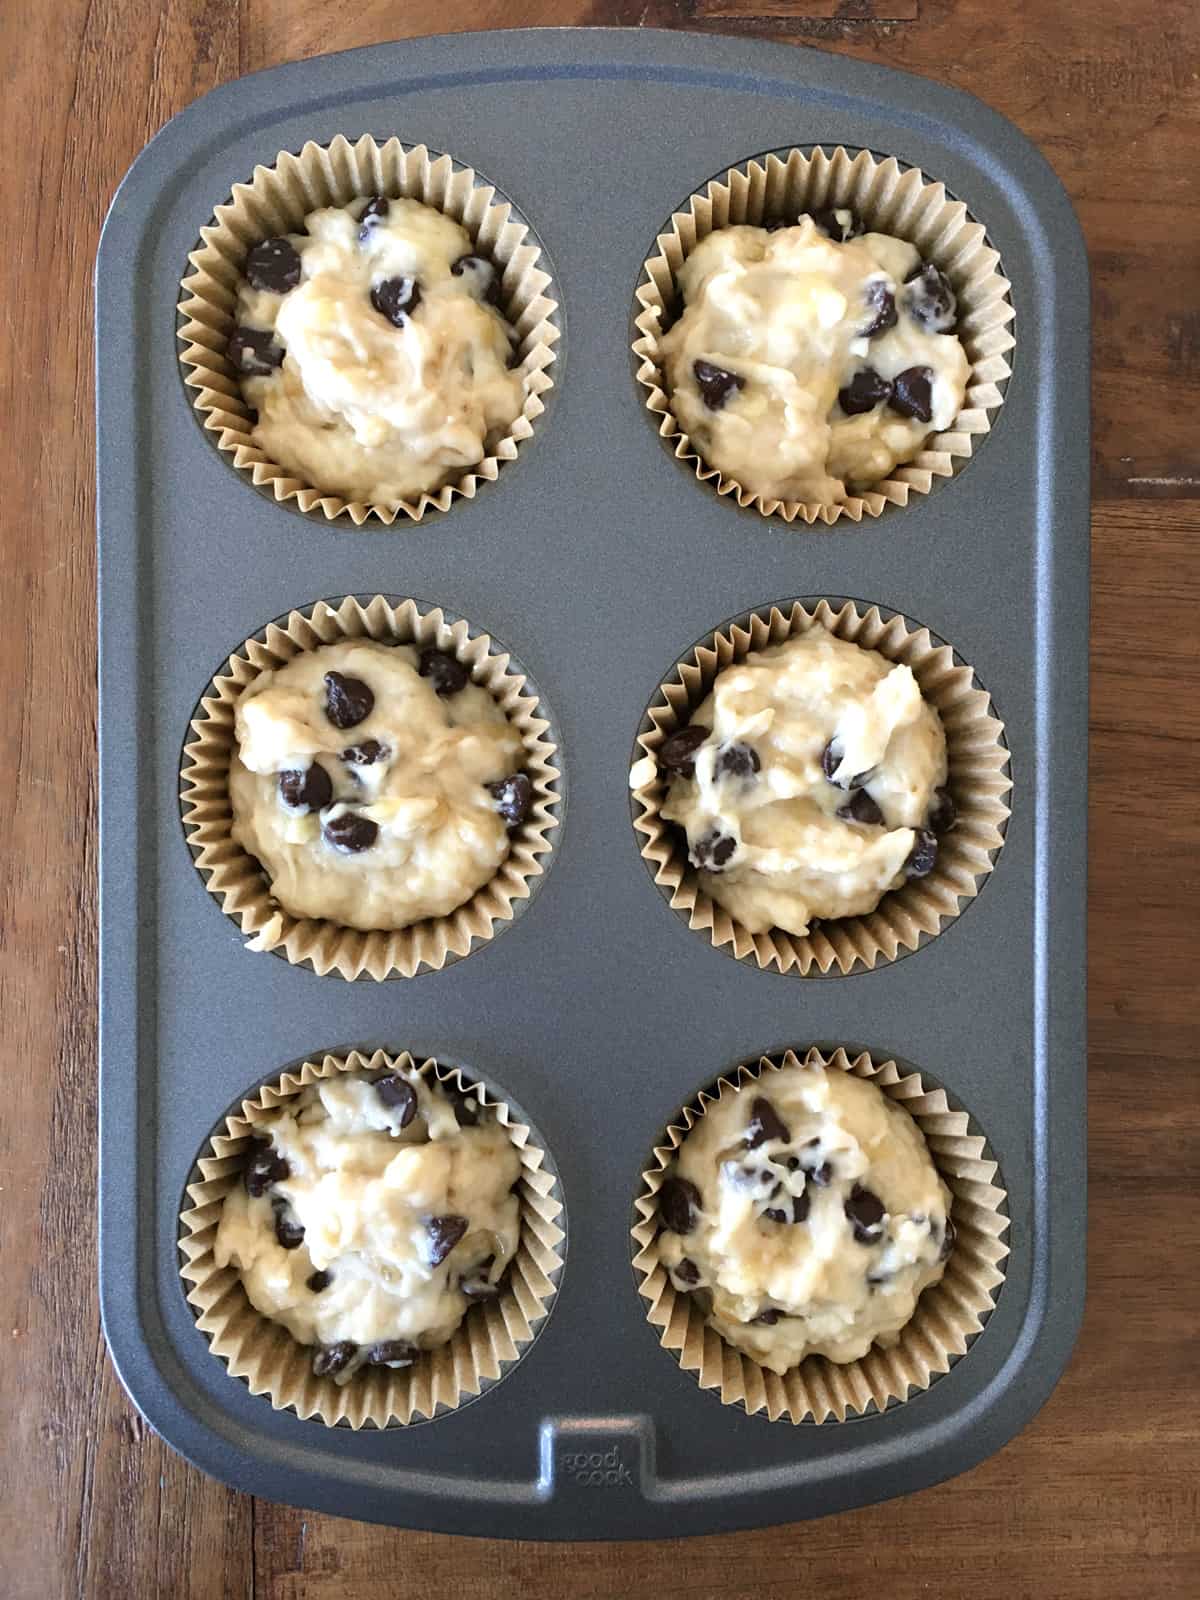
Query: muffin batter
657 1058 953 1371
228 196 525 503
657 628 952 937
660 209 970 504
230 639 530 931
214 1066 521 1382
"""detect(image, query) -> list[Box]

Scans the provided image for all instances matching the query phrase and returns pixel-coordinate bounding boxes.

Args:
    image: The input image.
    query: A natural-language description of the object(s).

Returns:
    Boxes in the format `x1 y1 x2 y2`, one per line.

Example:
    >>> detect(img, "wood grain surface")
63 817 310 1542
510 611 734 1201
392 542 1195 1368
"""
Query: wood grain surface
2 0 1197 1595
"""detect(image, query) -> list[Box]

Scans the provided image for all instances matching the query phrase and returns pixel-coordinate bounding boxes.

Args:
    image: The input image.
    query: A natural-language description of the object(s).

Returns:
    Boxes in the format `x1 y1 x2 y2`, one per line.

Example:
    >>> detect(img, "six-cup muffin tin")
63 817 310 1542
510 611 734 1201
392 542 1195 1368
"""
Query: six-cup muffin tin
96 27 1089 1537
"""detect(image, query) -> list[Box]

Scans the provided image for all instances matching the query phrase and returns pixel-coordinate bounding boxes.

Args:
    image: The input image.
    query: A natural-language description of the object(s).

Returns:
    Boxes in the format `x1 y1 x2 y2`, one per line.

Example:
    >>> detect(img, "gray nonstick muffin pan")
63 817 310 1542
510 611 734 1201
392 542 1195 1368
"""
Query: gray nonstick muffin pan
96 26 1088 1538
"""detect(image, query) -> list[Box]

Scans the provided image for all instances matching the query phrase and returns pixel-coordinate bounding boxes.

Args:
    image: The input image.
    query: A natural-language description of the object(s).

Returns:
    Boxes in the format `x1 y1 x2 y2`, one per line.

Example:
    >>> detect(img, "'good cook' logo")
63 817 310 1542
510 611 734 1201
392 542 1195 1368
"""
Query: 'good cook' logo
561 1445 632 1488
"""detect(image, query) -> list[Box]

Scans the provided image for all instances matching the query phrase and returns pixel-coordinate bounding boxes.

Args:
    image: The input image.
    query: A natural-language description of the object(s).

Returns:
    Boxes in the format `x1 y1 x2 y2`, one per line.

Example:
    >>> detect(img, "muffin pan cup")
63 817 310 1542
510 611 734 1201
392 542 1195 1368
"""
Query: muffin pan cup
97 27 1088 1538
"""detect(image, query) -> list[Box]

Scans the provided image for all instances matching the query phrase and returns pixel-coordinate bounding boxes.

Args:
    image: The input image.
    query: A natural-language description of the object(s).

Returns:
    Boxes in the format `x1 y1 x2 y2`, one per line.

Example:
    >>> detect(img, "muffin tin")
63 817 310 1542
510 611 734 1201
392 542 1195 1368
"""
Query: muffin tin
96 27 1088 1537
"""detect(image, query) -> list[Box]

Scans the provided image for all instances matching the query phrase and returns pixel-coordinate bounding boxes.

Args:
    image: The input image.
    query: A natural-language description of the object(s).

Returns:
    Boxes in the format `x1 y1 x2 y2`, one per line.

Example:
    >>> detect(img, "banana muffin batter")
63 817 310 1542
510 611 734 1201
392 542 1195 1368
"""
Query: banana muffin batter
214 1065 521 1382
227 196 525 503
230 639 532 931
660 209 970 505
657 1058 953 1372
656 627 953 937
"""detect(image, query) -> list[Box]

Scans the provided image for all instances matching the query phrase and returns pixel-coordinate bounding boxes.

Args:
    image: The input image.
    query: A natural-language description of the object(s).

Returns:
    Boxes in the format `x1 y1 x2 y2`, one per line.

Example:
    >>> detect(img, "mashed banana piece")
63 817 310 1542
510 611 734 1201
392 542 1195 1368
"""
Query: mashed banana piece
661 212 970 505
657 1059 953 1372
230 639 525 931
215 1067 521 1382
659 628 948 936
230 196 524 503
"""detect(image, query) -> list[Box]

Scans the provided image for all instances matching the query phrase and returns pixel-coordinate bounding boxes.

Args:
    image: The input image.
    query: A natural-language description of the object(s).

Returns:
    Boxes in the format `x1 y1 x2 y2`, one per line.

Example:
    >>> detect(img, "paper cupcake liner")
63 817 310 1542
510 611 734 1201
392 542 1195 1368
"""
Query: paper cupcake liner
177 135 559 526
632 1046 1008 1424
181 594 561 979
633 146 1015 527
179 1049 565 1428
631 598 1010 976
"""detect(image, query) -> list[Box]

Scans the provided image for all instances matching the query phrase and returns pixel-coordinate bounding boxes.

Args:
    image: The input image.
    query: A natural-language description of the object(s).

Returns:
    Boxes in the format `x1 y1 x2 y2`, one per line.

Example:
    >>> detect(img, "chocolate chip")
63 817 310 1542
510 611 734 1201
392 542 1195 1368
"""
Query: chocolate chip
692 358 745 411
324 671 374 729
746 1096 791 1149
859 279 898 338
322 811 379 854
821 740 869 790
460 1261 506 1301
715 743 760 781
763 217 791 233
905 827 939 879
889 365 934 423
904 262 957 333
659 1175 701 1235
765 1190 810 1225
312 1341 357 1378
370 275 421 326
306 1269 331 1293
929 786 957 834
488 772 532 828
273 1204 305 1250
340 739 389 767
786 1156 801 1172
837 788 883 826
808 1160 834 1187
426 1214 469 1267
417 648 468 697
358 195 389 242
658 724 710 779
245 236 301 293
673 1257 701 1287
838 366 892 416
374 1073 417 1127
691 829 736 871
450 253 501 305
806 207 862 242
446 1085 480 1127
939 1217 957 1262
278 763 332 813
367 1339 419 1366
845 1184 886 1243
227 325 284 377
752 1308 781 1325
244 1138 289 1197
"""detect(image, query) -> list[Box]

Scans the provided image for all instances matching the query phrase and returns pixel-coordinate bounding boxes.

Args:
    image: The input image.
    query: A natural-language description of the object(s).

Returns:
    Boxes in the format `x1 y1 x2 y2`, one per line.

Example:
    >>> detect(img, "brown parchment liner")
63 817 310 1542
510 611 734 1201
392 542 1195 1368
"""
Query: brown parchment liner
181 595 560 980
179 1049 565 1428
177 135 559 526
632 1047 1008 1424
631 599 1010 975
633 147 1015 526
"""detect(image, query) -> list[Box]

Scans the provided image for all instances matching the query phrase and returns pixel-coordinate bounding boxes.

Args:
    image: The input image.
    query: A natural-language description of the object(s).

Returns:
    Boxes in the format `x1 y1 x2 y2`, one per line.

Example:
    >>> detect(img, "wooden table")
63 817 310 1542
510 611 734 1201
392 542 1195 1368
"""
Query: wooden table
4 1 1197 1595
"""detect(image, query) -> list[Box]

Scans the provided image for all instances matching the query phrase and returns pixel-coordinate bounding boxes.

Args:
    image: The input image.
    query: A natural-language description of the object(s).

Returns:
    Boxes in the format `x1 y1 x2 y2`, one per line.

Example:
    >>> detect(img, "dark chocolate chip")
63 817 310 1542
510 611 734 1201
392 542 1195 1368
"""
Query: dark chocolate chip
450 253 501 305
447 1085 480 1127
837 788 884 826
808 1160 834 1187
859 279 898 338
460 1260 506 1301
312 1341 357 1378
659 1175 701 1235
763 217 791 233
370 275 421 326
806 207 862 243
417 648 469 697
340 738 389 767
786 1156 801 1172
673 1257 701 1287
746 1096 791 1149
903 262 957 333
367 1339 419 1366
928 786 957 834
715 743 760 781
821 740 870 790
324 671 374 729
658 724 710 779
838 366 892 416
273 1206 305 1250
373 1073 417 1127
692 358 745 411
691 829 737 871
905 827 939 879
426 1215 469 1267
752 1308 781 1326
357 195 389 242
845 1184 886 1244
939 1217 957 1262
306 1269 332 1293
765 1190 811 1225
278 763 333 813
321 811 379 854
244 1138 289 1198
227 325 285 376
488 772 532 828
888 365 934 423
245 236 301 293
